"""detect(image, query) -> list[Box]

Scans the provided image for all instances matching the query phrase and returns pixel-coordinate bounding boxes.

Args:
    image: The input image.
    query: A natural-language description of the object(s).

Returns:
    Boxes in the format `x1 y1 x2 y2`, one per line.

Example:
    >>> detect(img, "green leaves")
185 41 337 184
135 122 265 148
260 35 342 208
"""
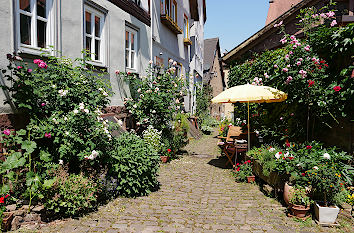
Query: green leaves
21 140 37 154
0 152 26 173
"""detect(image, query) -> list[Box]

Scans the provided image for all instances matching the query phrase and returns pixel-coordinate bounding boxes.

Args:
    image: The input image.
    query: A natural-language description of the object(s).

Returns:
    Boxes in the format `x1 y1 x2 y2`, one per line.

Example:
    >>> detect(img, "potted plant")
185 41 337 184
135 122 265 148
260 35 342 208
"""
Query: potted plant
0 194 13 231
308 162 346 224
160 148 171 163
234 160 255 183
289 185 312 218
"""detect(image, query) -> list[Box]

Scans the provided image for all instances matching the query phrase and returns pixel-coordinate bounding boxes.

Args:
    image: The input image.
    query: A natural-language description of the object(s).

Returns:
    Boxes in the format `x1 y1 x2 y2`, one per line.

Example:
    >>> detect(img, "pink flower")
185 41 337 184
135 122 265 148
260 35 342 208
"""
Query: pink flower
320 13 327 18
289 51 293 55
290 35 296 40
306 145 312 150
44 132 51 138
296 61 302 66
280 37 287 44
285 76 293 84
33 59 42 64
299 58 303 62
115 70 120 74
3 129 11 136
285 54 290 59
282 68 288 72
274 64 278 68
304 45 310 51
330 20 337 27
27 69 32 72
299 70 307 78
41 102 46 107
17 66 22 69
333 86 341 92
326 11 335 18
38 61 47 69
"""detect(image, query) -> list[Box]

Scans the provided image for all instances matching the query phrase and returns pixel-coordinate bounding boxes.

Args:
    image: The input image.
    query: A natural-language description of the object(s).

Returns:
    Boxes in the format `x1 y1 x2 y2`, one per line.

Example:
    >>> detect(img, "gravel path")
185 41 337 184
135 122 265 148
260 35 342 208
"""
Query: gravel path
20 131 352 232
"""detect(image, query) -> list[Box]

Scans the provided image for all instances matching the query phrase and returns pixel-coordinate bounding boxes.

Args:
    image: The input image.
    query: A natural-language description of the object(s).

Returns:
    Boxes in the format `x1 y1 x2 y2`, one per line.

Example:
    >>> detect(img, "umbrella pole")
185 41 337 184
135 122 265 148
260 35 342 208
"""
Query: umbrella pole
247 101 250 151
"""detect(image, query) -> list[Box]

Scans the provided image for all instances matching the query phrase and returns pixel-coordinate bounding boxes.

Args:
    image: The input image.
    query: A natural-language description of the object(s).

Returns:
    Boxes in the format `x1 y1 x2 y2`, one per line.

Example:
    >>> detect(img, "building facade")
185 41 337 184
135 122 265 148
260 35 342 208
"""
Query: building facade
203 38 225 120
151 0 206 114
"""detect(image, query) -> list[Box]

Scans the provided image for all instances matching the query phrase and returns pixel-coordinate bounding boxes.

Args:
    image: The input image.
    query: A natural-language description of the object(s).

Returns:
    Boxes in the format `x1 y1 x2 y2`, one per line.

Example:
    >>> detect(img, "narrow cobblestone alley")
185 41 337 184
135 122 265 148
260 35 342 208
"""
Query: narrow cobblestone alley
28 132 352 233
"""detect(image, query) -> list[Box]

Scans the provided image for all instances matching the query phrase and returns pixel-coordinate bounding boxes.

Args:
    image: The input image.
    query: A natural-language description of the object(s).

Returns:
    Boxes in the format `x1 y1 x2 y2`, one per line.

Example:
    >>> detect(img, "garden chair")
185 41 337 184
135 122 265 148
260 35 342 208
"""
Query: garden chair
217 126 243 167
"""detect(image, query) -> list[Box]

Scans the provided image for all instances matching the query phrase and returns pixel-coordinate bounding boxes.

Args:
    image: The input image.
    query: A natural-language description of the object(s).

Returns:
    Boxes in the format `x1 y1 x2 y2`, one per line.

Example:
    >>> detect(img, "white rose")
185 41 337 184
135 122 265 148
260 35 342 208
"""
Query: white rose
284 152 289 157
59 160 64 165
323 153 330 159
269 148 275 152
133 104 137 109
152 110 156 114
313 166 319 170
84 109 89 113
73 109 79 114
275 152 281 159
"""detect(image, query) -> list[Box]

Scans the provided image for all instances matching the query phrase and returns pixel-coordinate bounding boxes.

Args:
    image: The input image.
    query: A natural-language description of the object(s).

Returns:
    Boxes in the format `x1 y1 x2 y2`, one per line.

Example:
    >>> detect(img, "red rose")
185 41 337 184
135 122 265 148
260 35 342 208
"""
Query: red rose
237 167 240 171
301 173 306 176
320 60 325 64
247 160 251 163
333 86 341 92
286 142 290 147
306 145 312 150
324 64 328 67
167 149 171 153
0 197 4 203
279 152 282 154
318 66 322 70
4 194 9 198
236 163 240 166
288 157 294 160
308 80 315 87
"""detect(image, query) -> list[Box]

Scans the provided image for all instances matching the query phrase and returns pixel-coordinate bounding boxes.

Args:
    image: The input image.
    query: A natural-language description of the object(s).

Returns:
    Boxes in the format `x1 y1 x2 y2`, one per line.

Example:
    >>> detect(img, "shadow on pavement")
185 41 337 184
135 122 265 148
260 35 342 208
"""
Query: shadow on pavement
207 156 232 169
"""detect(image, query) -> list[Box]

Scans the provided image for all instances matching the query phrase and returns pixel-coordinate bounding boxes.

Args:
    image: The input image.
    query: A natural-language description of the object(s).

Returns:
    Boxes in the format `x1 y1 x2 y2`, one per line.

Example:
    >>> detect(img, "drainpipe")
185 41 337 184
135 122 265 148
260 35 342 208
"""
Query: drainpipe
150 0 153 62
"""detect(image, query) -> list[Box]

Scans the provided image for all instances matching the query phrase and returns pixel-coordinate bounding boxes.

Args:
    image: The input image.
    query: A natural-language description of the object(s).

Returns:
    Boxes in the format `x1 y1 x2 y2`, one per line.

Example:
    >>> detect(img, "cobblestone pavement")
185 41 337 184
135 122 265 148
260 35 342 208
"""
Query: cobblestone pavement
21 132 353 232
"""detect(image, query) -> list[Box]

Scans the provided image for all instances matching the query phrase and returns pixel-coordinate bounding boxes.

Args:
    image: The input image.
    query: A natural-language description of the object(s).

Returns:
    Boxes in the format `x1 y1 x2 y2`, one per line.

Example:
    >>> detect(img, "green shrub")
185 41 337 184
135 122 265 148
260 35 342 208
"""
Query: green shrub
44 170 102 217
110 133 160 197
143 125 163 154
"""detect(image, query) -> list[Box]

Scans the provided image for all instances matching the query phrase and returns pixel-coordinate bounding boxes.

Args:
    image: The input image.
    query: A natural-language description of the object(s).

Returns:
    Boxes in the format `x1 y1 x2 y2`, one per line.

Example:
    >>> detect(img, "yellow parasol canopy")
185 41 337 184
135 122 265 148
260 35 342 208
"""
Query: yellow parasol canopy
212 84 287 150
211 84 287 104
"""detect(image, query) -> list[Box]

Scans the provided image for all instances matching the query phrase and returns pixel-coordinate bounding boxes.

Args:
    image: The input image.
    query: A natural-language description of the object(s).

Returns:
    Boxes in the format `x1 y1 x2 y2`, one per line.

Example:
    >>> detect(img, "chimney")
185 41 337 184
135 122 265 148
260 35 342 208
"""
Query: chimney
266 0 303 25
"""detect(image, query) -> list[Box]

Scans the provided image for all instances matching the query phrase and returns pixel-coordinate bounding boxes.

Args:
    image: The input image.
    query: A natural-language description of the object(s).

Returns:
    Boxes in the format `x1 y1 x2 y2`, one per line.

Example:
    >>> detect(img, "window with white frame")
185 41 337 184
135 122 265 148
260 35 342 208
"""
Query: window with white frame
16 0 54 51
183 15 188 39
125 27 138 70
84 5 105 63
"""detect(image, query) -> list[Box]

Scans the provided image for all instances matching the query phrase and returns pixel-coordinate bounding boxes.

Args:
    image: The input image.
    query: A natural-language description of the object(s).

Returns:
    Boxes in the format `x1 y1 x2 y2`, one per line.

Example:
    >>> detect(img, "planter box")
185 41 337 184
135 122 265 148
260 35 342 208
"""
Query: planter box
160 156 169 163
314 202 340 224
251 159 289 191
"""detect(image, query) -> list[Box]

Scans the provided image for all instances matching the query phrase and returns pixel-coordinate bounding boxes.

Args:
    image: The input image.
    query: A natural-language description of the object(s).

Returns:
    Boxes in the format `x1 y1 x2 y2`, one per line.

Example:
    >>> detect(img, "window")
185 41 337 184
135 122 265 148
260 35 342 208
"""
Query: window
125 27 138 70
16 0 54 52
162 0 177 23
84 5 105 63
171 0 177 22
183 15 188 39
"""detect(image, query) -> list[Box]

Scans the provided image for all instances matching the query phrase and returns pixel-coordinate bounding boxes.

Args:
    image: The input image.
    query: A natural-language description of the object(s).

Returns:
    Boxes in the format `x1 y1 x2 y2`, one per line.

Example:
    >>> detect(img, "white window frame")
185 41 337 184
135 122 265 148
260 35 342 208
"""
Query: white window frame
83 4 106 66
125 27 138 71
15 0 55 55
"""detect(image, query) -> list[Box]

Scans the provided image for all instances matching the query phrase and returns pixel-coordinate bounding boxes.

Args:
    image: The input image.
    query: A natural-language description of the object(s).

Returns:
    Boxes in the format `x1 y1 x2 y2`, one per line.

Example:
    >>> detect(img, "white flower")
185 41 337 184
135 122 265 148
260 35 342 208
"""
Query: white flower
98 88 103 91
137 88 141 93
275 152 281 159
79 104 85 110
118 119 123 126
169 59 173 63
84 109 89 113
284 152 289 157
313 166 319 170
59 160 64 165
85 150 99 160
152 110 156 114
73 109 79 114
323 153 331 159
65 131 69 136
133 104 137 109
103 91 108 96
173 61 177 66
136 122 141 126
149 60 153 64
52 85 56 88
64 117 68 121
175 99 180 104
269 148 275 152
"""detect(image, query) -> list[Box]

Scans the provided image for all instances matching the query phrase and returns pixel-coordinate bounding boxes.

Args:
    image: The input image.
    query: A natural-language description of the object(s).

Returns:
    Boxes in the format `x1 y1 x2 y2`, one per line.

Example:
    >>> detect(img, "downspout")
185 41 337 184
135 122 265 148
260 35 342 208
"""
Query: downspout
150 0 153 62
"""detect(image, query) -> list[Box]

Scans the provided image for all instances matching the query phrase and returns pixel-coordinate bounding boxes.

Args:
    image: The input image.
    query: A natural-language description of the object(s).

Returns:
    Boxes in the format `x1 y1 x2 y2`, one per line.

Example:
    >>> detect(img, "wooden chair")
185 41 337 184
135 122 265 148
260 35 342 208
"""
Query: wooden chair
217 126 243 167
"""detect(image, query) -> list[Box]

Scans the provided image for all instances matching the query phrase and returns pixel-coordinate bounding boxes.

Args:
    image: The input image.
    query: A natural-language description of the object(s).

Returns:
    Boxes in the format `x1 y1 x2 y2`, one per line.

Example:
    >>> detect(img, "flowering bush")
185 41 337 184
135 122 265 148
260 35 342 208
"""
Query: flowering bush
233 160 253 182
121 62 185 134
228 5 353 144
289 185 312 207
143 125 163 154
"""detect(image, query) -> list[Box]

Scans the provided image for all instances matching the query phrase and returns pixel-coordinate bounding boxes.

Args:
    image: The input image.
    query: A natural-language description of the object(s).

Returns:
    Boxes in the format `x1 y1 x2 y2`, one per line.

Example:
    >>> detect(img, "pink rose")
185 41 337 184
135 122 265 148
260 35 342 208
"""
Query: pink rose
3 129 11 136
27 69 32 72
44 132 51 138
38 61 47 69
33 59 42 64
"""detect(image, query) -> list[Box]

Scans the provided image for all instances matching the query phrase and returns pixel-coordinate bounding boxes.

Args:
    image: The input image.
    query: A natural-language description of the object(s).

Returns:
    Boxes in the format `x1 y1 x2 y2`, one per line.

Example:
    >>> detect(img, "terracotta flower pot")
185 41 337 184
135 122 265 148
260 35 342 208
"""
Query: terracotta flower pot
160 156 169 163
247 175 256 183
291 204 310 218
2 212 14 231
283 182 294 206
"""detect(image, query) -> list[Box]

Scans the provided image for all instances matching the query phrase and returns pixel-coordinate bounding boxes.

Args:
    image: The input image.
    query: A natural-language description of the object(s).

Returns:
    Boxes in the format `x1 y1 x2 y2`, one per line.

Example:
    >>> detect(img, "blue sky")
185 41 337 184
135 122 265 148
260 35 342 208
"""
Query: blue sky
204 0 269 53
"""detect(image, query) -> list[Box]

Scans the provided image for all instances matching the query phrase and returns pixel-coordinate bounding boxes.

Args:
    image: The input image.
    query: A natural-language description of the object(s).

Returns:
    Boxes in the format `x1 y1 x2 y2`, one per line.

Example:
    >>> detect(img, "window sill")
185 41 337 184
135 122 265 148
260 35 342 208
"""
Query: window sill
183 38 192 46
160 14 182 34
85 60 107 70
342 15 354 23
125 67 138 74
17 45 52 57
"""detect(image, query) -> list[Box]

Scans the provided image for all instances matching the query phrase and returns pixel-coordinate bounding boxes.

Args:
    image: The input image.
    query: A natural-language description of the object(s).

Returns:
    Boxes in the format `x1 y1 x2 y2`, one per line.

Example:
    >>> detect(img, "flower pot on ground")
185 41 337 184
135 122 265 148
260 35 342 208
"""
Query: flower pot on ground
247 175 256 183
2 212 13 231
283 182 294 206
160 148 172 163
291 205 311 218
314 201 340 224
233 160 253 183
289 185 312 218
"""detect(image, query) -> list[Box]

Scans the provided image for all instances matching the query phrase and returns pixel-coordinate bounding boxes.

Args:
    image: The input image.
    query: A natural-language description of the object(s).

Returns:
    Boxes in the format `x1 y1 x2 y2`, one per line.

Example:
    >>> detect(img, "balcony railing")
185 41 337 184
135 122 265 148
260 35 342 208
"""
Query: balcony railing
161 14 182 34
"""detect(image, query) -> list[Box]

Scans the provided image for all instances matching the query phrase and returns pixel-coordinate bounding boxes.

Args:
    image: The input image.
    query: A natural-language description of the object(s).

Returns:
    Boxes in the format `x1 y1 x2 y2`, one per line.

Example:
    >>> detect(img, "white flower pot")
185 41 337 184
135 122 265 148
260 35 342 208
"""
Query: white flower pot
314 202 340 224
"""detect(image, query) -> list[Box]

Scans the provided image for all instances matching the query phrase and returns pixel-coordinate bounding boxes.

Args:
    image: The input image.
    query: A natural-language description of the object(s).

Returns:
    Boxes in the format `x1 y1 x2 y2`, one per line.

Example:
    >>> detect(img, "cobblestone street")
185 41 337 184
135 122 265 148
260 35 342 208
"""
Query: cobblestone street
27 132 352 233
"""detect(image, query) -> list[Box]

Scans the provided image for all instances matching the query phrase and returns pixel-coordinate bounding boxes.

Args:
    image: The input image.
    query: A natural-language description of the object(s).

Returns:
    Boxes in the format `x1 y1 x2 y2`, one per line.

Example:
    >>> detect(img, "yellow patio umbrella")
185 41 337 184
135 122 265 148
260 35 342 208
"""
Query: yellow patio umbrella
212 84 287 150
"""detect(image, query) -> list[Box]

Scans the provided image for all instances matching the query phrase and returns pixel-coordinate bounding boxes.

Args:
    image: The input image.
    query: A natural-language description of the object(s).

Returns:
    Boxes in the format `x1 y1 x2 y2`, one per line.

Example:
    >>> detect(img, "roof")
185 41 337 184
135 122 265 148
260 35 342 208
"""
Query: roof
222 0 319 64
